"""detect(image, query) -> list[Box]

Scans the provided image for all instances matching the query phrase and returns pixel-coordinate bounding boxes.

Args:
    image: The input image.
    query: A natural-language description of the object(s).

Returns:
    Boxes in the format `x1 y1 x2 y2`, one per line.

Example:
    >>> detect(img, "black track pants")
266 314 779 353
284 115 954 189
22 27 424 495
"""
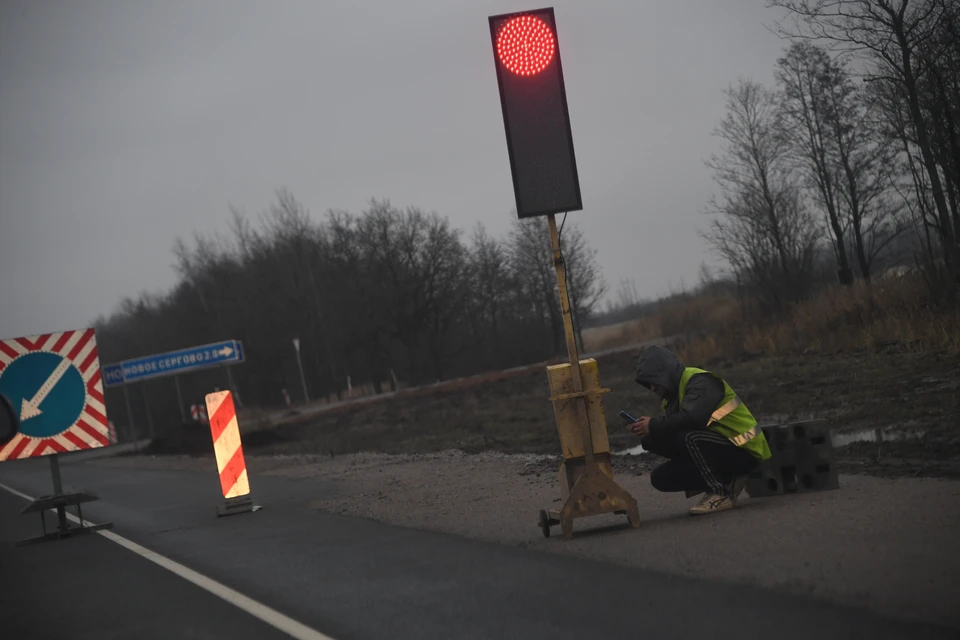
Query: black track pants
642 427 759 496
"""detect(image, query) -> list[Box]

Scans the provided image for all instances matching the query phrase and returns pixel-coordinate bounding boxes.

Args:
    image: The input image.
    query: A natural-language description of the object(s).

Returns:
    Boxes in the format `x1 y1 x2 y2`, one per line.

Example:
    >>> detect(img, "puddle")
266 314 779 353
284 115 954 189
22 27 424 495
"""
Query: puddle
618 444 647 457
831 427 926 447
615 426 926 456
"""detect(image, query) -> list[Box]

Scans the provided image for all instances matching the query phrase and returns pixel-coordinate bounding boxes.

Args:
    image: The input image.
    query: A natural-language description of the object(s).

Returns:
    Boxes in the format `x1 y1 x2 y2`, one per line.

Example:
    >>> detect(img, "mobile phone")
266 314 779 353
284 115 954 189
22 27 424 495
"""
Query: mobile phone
618 410 637 424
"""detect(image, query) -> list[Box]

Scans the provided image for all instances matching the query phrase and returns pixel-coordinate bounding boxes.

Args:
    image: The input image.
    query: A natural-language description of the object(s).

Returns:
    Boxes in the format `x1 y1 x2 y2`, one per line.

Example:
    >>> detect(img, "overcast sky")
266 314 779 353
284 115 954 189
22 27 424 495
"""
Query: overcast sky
0 0 789 340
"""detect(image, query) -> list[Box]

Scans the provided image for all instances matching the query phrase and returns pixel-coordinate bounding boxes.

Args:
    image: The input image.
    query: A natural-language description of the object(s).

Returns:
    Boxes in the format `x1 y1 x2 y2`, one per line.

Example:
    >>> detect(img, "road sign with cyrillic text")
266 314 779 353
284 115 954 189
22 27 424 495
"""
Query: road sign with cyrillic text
102 340 245 387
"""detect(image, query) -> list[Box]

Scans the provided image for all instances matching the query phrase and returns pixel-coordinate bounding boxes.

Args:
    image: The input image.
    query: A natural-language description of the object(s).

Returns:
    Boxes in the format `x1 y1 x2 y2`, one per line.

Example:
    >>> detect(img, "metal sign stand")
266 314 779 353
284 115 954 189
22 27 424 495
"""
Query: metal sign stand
174 375 187 423
217 495 259 517
15 454 114 546
539 214 639 539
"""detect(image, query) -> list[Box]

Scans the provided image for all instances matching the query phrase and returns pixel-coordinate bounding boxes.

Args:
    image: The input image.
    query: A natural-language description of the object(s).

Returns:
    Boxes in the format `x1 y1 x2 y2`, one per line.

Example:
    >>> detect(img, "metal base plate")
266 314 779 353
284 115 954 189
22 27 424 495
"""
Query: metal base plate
15 488 114 547
15 521 113 547
216 496 260 517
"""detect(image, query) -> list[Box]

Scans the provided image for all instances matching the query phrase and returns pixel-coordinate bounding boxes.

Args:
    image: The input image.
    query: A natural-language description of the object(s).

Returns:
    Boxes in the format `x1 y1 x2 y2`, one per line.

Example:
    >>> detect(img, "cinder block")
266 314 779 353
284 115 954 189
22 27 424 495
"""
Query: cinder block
744 421 839 497
745 465 782 497
796 462 840 492
766 426 797 467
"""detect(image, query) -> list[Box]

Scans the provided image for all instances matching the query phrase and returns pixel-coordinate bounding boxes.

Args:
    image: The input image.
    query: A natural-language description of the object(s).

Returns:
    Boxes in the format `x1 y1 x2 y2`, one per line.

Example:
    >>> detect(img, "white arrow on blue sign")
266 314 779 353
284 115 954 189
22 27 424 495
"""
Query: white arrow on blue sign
102 340 245 387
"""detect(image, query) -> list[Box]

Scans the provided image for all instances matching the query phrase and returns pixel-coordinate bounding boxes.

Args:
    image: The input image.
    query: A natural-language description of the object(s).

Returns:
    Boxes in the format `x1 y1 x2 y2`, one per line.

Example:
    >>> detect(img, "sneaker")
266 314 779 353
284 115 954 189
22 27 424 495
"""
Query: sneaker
728 475 748 505
689 493 734 515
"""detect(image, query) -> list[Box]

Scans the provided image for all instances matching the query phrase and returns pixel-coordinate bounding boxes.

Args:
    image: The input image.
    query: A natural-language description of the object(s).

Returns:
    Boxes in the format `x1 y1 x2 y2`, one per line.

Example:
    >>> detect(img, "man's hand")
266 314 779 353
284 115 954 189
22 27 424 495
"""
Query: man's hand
630 416 652 438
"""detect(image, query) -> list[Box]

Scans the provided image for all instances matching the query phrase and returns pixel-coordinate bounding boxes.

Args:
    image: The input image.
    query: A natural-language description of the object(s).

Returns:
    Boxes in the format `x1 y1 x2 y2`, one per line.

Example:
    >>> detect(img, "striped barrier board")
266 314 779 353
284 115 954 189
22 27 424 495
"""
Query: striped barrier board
190 404 209 424
0 328 110 461
205 390 250 500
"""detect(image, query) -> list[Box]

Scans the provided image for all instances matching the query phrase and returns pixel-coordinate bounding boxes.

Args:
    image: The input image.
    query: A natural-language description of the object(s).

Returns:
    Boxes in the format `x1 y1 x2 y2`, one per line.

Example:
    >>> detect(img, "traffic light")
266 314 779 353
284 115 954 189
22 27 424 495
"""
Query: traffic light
488 7 582 219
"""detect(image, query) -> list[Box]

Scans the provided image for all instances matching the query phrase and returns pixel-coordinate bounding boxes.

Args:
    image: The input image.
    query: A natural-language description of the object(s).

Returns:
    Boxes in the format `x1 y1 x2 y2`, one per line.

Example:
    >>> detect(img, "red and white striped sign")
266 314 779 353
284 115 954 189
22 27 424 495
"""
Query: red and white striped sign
190 404 209 424
0 328 109 461
204 390 249 499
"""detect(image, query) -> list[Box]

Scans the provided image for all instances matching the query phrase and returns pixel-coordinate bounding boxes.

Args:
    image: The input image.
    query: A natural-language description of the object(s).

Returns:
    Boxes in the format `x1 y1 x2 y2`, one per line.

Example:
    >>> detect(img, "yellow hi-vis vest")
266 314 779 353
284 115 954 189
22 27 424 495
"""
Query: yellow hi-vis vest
662 367 772 461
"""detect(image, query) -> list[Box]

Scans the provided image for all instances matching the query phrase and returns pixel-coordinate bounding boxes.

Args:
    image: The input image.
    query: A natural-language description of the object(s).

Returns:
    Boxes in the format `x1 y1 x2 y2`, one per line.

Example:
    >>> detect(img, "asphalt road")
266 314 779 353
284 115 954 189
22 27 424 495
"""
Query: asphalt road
1 455 955 640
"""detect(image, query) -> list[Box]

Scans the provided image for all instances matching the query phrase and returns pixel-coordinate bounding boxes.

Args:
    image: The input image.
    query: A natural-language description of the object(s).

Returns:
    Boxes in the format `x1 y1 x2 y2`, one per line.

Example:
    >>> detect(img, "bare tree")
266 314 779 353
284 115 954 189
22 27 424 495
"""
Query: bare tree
468 223 515 368
558 223 607 351
768 0 960 287
776 41 854 283
776 41 907 282
509 216 563 355
703 79 820 310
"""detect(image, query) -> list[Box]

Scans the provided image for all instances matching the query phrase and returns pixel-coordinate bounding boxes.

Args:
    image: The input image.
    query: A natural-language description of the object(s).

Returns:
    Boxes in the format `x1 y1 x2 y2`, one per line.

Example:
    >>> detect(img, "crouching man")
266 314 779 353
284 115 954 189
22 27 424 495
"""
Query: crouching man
629 345 771 515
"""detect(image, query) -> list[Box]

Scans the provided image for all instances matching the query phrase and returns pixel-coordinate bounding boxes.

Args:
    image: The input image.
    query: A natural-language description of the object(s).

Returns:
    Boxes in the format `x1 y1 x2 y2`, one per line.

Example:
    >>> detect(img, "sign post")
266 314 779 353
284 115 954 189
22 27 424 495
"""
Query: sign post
121 383 135 438
140 381 155 439
293 338 309 403
174 375 186 423
224 365 239 408
487 7 639 539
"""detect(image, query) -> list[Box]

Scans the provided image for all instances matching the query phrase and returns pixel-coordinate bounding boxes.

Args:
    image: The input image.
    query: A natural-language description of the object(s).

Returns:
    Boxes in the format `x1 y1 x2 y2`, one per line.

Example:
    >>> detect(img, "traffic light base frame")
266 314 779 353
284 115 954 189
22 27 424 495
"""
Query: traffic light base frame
539 455 640 539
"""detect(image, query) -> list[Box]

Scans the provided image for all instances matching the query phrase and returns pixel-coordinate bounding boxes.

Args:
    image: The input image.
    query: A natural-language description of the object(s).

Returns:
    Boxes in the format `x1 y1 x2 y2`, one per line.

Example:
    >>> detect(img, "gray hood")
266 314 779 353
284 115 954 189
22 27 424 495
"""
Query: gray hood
634 345 684 397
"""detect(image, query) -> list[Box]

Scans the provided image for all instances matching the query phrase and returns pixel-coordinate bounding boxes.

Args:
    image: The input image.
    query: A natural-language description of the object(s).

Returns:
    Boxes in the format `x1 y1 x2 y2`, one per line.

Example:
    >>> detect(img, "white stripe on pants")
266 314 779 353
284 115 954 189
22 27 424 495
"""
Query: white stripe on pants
683 429 734 496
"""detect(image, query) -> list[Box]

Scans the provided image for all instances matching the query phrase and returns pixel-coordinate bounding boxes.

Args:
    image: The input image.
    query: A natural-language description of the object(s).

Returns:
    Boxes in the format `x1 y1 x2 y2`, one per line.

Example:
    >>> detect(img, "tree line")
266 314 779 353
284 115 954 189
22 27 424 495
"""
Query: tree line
705 0 959 312
95 196 605 430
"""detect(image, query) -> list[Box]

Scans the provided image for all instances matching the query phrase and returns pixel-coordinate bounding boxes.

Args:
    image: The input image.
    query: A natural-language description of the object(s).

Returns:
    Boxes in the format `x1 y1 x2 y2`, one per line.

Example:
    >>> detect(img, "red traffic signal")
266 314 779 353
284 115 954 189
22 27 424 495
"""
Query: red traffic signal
489 7 582 219
496 14 556 76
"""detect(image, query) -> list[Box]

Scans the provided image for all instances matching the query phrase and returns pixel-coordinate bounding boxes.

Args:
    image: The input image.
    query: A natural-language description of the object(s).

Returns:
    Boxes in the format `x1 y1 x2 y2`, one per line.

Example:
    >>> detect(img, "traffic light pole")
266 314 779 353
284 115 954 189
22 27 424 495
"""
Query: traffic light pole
545 213 639 539
547 214 595 470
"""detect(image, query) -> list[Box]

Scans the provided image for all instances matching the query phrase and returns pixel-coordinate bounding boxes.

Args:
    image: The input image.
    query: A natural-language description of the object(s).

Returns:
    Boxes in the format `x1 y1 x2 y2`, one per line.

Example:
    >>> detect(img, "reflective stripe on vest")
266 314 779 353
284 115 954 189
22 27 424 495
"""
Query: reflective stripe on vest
729 424 760 447
707 395 760 447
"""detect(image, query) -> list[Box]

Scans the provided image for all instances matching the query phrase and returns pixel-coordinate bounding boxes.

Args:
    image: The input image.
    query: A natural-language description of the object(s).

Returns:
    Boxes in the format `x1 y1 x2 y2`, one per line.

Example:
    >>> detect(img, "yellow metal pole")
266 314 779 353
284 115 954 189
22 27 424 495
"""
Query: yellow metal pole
546 213 596 471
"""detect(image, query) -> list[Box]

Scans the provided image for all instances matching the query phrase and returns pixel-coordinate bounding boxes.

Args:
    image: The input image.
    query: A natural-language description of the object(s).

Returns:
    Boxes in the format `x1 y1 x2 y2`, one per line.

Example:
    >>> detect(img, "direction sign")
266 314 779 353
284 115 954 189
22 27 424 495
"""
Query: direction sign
102 363 124 387
102 339 245 387
0 328 110 461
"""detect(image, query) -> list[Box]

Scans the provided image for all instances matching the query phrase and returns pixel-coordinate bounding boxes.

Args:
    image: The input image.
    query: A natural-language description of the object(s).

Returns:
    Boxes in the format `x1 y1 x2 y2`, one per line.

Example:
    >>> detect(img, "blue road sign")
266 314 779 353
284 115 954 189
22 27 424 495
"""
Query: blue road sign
0 352 87 438
102 340 245 386
102 363 124 387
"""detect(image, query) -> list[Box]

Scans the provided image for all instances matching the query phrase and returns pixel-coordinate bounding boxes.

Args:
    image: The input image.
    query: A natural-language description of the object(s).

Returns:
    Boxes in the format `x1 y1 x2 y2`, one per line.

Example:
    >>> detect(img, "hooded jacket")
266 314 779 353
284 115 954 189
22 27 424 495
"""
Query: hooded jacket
633 345 726 439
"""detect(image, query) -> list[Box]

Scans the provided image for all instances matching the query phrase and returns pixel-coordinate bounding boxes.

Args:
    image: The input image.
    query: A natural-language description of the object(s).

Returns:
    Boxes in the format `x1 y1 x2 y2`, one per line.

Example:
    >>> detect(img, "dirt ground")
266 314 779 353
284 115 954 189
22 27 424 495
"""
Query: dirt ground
96 449 960 629
147 346 960 478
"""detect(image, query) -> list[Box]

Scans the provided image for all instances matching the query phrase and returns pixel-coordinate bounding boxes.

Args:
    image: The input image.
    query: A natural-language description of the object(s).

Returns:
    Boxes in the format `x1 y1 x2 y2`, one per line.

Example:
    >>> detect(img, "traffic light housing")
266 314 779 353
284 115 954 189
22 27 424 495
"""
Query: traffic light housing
489 7 582 219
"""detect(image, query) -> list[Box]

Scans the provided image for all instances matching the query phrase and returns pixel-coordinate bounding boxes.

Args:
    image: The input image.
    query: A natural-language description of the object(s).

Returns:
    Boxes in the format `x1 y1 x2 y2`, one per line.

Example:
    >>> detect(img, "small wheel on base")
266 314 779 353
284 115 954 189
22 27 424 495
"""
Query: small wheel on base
539 509 552 538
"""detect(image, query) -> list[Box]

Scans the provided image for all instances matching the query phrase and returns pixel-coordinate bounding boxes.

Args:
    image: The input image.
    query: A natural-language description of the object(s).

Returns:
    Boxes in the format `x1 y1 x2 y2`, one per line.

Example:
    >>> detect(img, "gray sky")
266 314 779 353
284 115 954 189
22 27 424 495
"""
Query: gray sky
0 0 788 339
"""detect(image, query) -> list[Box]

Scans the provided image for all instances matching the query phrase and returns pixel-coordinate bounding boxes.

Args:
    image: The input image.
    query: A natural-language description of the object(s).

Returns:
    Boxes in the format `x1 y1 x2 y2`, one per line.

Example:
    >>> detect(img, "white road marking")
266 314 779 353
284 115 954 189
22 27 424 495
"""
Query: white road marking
20 358 72 420
0 482 336 640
